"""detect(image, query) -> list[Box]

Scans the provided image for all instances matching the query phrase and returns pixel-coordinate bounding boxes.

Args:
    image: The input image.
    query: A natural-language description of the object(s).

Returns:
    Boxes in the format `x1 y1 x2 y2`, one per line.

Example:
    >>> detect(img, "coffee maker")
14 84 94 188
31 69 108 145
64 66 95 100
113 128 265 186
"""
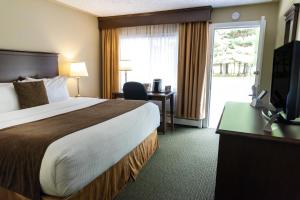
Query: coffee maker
152 79 162 93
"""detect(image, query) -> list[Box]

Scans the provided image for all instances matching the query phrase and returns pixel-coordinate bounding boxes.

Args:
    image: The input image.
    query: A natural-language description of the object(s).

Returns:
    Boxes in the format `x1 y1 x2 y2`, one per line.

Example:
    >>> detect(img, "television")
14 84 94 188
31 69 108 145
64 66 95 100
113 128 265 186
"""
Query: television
270 41 300 121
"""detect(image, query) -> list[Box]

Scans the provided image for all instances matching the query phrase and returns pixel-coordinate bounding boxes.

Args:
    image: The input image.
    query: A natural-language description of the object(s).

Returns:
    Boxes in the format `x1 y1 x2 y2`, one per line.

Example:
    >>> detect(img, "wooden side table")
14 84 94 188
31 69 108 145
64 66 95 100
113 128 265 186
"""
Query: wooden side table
112 91 175 134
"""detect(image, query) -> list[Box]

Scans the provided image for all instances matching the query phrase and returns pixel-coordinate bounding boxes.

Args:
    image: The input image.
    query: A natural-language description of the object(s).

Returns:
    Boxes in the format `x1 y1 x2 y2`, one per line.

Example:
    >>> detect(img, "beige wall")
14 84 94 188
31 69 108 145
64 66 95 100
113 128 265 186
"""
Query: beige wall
212 2 279 93
275 0 300 47
0 0 99 97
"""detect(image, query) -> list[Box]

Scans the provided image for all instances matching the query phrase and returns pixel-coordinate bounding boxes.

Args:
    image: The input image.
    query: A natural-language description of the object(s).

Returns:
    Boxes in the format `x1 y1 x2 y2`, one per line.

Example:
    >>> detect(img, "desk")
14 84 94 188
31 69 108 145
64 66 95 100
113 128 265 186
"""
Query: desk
112 91 175 134
215 102 300 200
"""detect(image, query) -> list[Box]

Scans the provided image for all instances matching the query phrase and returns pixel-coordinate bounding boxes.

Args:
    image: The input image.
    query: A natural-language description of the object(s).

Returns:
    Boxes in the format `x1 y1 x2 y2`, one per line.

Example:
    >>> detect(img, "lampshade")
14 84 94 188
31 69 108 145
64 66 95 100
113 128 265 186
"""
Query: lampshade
119 60 133 71
70 62 88 77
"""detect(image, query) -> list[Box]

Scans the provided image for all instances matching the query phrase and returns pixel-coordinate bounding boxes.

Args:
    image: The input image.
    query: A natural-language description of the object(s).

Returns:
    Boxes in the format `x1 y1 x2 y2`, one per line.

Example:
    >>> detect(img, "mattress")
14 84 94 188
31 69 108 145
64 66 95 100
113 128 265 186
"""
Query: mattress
0 97 160 197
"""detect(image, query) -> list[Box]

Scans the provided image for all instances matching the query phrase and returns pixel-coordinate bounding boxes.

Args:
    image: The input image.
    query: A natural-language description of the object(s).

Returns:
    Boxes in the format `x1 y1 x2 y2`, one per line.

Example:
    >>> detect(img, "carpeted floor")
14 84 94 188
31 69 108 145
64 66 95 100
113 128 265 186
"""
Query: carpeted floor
115 127 219 200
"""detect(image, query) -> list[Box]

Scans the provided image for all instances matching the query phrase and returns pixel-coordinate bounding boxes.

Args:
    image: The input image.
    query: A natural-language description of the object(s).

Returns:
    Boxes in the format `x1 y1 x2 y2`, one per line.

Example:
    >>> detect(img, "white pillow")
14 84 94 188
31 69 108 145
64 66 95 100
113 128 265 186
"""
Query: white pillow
25 76 70 103
0 83 20 113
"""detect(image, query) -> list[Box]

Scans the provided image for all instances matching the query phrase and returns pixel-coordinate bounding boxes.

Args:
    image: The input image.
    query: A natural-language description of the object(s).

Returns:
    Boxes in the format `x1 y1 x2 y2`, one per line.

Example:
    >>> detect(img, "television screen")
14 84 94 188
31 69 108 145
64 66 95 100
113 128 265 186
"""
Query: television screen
270 43 293 113
270 41 300 121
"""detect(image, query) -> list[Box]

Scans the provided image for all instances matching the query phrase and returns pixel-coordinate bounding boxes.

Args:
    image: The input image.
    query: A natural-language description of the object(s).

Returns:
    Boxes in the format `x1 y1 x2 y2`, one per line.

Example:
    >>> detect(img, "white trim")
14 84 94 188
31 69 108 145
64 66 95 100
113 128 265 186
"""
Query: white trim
255 16 266 90
212 20 261 29
203 24 215 128
205 18 267 128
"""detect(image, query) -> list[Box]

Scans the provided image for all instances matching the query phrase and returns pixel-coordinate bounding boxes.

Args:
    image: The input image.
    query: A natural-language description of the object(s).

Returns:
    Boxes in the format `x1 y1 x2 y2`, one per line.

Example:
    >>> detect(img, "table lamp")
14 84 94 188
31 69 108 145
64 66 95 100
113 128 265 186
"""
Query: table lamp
70 62 88 97
119 60 132 83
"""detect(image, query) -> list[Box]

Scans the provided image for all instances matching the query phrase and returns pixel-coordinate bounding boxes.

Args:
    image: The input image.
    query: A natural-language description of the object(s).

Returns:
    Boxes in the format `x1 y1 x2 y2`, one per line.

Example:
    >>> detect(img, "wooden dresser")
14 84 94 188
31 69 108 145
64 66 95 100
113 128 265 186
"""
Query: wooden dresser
215 102 300 200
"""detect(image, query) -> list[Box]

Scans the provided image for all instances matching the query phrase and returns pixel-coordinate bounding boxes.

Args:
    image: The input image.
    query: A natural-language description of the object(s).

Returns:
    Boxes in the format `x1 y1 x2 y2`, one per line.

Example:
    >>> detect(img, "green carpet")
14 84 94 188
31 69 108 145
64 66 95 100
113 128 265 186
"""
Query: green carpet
115 127 219 200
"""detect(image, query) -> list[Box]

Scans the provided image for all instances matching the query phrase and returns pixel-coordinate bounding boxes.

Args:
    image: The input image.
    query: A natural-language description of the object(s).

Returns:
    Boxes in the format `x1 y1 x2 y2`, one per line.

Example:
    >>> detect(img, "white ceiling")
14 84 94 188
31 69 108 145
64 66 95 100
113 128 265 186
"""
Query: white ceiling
55 0 275 17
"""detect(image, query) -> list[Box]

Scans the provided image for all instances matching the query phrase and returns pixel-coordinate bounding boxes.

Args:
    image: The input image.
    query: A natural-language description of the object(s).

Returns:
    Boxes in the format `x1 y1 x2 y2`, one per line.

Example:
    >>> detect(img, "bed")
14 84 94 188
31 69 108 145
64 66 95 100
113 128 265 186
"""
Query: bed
0 50 160 200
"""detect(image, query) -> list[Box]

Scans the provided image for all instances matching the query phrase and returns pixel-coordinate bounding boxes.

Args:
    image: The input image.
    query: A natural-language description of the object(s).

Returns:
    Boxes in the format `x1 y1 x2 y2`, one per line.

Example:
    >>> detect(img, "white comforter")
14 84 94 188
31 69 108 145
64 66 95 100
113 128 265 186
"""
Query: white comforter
0 98 160 197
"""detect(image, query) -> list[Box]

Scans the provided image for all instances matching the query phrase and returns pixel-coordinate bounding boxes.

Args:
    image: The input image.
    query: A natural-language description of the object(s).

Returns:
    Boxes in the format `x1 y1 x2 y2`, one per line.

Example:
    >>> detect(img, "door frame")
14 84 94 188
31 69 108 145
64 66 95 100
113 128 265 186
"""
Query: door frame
203 17 266 128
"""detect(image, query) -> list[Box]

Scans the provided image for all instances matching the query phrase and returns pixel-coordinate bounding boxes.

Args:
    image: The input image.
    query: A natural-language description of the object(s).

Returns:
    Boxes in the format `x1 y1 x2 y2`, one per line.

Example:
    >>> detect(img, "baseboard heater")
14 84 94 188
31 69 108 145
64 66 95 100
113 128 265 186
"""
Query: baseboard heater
174 117 206 128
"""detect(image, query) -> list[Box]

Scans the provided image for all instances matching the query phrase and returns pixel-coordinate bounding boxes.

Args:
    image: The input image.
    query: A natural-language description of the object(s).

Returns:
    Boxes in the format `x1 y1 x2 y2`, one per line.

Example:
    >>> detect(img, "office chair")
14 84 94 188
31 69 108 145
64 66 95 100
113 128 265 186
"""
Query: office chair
123 82 148 100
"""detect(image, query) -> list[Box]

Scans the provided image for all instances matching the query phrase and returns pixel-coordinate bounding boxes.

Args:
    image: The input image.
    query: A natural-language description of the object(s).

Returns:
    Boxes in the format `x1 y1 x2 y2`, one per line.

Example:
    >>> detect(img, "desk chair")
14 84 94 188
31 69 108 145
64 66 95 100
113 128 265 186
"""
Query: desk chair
123 82 148 100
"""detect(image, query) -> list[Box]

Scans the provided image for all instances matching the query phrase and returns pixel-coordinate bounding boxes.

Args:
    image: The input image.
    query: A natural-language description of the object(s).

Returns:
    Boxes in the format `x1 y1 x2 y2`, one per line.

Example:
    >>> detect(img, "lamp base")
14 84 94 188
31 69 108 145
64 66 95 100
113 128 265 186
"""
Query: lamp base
76 77 81 97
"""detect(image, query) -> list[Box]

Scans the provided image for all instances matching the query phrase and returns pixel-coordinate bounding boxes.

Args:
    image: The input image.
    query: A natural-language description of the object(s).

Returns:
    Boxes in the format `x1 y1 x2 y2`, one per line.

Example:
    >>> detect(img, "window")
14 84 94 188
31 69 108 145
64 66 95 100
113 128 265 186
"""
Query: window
119 24 179 91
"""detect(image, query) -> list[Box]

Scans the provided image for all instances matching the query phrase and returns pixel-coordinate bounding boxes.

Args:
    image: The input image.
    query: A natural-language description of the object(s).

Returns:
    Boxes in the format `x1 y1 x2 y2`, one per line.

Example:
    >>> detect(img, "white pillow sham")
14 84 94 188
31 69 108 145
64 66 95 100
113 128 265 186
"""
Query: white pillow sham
25 76 70 103
0 83 20 113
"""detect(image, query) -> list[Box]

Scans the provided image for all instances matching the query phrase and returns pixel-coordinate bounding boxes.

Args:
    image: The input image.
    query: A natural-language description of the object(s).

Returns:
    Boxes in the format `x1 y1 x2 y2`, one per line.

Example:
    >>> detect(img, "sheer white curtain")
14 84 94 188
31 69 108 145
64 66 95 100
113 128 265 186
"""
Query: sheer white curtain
119 24 179 90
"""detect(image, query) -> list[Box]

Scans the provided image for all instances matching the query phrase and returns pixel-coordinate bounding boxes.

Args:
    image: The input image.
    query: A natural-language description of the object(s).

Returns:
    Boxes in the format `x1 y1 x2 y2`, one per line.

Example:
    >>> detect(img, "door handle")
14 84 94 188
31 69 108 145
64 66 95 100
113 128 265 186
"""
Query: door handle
253 71 260 75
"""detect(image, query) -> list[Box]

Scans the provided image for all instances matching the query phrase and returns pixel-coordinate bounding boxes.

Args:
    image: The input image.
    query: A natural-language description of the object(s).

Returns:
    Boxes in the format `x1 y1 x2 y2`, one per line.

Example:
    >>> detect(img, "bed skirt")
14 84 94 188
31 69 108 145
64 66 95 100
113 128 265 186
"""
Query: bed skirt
0 129 159 200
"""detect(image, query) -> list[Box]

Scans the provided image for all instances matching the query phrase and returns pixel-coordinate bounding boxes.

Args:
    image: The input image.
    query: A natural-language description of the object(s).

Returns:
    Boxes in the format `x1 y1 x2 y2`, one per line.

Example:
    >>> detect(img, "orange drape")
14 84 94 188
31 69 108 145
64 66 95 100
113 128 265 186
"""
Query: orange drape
176 22 209 120
100 28 119 99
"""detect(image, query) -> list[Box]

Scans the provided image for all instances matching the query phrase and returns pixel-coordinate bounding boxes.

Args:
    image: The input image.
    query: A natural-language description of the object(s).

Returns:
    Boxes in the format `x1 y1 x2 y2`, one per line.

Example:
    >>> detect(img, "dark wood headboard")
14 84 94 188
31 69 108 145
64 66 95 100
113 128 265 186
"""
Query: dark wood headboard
0 49 59 82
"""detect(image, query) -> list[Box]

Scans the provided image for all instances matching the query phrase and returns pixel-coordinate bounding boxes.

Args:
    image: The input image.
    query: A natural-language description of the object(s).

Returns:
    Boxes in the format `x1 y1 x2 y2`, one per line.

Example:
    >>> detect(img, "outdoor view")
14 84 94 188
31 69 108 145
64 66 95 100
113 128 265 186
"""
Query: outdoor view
209 27 260 128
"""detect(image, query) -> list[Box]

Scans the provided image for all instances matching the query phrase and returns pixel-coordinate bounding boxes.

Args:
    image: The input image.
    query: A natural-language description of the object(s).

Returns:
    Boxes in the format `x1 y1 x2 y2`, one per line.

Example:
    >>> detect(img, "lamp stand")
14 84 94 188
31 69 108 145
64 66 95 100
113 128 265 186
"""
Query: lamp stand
124 71 128 83
76 77 81 97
